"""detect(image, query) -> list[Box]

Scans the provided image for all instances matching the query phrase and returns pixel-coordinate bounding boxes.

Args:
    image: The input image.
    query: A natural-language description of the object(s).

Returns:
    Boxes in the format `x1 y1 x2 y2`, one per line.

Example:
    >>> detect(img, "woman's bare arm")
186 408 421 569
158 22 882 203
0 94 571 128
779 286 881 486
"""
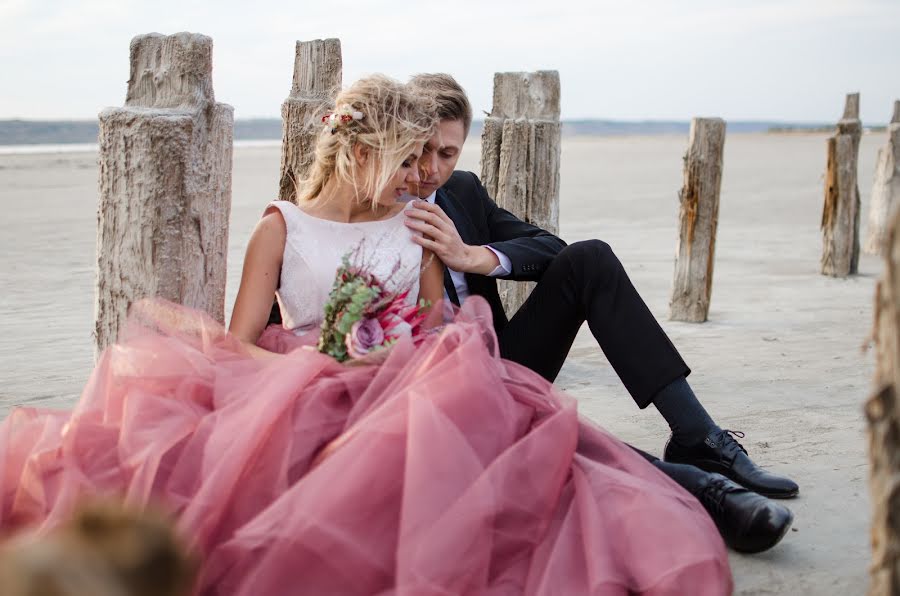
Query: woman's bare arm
417 248 445 328
229 210 286 359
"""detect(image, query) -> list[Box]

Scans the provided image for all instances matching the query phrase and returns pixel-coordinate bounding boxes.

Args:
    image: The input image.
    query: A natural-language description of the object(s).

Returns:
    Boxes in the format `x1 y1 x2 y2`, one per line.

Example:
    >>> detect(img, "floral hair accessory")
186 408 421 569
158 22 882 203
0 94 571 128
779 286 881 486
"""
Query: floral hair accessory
322 105 365 134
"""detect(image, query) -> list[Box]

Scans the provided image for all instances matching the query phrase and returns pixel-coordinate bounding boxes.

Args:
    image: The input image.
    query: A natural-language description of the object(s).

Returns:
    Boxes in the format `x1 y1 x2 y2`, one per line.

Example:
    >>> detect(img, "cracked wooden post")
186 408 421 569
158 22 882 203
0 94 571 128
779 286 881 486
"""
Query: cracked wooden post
668 118 726 323
865 100 900 256
867 205 900 596
95 32 233 357
480 71 561 315
821 93 862 276
279 39 342 203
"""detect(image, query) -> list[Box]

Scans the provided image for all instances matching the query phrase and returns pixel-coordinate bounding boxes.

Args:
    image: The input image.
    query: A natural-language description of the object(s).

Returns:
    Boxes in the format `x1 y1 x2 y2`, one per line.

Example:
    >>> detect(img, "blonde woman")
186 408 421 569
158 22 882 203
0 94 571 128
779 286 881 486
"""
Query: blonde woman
0 75 732 595
229 74 444 359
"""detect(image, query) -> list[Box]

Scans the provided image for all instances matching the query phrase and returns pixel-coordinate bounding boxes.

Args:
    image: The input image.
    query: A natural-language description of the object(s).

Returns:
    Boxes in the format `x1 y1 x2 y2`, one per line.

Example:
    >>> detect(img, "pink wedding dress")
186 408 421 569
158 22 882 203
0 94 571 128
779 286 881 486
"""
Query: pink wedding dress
0 201 732 595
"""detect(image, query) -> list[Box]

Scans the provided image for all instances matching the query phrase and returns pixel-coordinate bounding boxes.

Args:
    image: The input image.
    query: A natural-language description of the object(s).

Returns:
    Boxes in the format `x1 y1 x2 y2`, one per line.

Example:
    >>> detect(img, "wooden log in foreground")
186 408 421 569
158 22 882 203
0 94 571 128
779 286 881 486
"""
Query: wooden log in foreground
668 117 726 323
279 39 342 203
480 71 561 315
821 93 862 277
867 206 900 596
96 32 233 357
865 100 900 256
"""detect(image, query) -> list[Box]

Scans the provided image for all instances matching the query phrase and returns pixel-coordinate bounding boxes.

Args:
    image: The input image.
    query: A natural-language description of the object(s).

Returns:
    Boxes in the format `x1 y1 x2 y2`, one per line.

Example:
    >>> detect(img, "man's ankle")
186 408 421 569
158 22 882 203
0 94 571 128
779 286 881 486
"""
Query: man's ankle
652 377 718 444
671 425 720 447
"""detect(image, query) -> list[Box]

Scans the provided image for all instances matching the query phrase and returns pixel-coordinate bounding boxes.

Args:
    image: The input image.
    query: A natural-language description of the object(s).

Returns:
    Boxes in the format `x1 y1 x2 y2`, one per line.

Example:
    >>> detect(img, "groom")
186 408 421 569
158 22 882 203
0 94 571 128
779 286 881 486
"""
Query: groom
404 74 799 505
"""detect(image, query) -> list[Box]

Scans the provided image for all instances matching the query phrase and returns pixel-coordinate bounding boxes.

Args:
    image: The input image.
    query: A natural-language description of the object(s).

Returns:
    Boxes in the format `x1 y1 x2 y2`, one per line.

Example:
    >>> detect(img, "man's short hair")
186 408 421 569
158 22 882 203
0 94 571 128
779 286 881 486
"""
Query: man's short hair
409 73 473 137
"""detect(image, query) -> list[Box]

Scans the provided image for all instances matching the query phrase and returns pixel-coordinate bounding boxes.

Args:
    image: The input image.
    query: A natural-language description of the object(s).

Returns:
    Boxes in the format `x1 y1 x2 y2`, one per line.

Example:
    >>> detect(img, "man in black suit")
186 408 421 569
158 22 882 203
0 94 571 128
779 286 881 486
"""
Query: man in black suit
404 75 799 513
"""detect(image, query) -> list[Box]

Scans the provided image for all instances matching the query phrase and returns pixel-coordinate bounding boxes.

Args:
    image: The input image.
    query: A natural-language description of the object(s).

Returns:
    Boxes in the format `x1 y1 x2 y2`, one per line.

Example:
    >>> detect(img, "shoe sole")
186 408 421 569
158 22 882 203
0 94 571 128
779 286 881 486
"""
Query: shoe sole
665 456 800 499
757 487 799 499
732 509 795 554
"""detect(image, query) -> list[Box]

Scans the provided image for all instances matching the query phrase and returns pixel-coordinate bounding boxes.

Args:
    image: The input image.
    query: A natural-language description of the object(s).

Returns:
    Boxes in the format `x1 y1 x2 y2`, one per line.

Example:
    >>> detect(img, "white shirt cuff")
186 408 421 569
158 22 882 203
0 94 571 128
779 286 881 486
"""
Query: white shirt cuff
485 246 512 277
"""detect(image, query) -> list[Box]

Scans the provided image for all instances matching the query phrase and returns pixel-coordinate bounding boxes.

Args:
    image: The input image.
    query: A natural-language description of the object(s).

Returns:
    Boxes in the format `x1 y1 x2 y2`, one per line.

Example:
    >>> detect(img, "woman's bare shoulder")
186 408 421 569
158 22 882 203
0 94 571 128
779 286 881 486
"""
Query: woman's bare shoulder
256 207 288 237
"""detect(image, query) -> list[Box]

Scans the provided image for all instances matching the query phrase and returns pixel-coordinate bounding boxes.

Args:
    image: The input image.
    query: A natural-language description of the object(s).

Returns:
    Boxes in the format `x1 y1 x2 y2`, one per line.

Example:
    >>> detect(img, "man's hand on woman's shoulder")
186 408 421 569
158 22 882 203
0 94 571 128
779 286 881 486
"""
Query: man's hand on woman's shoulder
404 200 499 274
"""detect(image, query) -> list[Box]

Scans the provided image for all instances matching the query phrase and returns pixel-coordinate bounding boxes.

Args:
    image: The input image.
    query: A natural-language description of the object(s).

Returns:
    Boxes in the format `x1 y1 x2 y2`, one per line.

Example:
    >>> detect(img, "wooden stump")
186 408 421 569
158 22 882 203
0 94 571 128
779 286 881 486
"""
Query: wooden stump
95 32 233 357
479 71 561 315
668 118 726 323
865 101 900 256
821 93 862 276
278 39 342 203
868 206 900 595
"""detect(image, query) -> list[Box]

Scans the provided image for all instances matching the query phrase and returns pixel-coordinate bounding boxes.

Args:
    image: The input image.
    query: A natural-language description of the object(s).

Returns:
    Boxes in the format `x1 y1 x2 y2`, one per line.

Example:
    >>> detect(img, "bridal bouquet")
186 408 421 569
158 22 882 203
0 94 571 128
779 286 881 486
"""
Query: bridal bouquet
317 250 431 363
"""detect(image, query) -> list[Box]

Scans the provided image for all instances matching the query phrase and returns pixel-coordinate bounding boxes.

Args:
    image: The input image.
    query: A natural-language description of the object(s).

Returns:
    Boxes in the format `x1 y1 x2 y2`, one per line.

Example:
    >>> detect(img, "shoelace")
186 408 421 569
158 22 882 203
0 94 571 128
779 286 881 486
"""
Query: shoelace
714 429 748 457
697 476 734 519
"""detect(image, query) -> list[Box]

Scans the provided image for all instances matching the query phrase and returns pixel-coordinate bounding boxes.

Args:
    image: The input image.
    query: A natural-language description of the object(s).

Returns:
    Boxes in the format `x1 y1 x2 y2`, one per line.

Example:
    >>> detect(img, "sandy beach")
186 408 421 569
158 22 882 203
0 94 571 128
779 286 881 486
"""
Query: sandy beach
0 132 884 594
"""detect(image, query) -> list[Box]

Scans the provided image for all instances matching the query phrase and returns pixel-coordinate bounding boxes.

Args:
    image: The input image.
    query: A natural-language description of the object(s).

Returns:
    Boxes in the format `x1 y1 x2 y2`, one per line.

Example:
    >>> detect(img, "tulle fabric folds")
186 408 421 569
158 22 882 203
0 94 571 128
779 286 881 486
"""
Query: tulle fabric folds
0 297 731 595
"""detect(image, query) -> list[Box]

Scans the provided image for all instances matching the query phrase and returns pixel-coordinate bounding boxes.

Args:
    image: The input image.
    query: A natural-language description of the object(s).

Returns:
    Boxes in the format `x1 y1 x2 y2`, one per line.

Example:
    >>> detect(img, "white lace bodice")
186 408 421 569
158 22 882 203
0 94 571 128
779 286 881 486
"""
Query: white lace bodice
266 200 422 335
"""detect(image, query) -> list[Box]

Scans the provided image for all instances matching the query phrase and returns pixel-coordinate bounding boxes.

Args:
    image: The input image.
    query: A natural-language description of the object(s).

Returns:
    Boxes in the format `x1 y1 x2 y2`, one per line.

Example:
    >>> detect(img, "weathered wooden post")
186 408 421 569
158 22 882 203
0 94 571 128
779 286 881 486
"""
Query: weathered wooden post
480 71 561 314
279 39 342 203
668 118 726 323
821 93 862 276
867 206 900 596
95 32 233 357
865 101 900 256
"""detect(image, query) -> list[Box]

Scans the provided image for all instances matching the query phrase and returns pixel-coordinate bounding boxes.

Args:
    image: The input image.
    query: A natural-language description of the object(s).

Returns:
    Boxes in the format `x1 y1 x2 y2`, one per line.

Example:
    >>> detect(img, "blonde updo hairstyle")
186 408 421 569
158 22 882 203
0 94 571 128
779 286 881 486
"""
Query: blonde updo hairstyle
296 74 437 204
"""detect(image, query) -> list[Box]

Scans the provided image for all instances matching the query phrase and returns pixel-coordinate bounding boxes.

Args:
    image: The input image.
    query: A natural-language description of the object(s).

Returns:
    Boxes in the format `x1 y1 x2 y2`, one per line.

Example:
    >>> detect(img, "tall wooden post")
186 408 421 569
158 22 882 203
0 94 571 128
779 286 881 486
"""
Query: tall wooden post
867 205 900 596
821 93 862 277
279 39 342 203
480 71 561 315
865 100 900 256
668 118 726 323
95 33 233 357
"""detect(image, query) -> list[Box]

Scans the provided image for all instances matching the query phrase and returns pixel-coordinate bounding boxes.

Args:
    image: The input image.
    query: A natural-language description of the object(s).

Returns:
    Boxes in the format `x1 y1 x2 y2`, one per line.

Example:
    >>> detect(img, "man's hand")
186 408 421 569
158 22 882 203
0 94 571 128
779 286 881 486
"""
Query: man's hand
404 201 500 274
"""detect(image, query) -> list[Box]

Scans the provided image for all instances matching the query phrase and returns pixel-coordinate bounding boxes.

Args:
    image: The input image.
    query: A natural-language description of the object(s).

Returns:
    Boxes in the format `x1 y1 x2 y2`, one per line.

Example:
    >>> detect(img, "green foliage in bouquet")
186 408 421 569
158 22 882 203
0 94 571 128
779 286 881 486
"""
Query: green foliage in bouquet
317 254 383 362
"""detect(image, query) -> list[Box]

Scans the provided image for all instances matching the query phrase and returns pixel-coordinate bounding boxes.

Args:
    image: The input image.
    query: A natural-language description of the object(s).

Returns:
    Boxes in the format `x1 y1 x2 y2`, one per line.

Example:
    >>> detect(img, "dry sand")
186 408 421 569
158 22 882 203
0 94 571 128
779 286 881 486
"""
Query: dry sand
0 132 884 594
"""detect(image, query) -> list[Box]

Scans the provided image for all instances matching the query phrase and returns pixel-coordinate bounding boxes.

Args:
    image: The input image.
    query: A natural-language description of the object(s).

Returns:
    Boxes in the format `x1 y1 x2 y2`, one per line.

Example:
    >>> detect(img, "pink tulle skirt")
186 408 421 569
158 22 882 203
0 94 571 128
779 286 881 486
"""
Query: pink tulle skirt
0 298 732 595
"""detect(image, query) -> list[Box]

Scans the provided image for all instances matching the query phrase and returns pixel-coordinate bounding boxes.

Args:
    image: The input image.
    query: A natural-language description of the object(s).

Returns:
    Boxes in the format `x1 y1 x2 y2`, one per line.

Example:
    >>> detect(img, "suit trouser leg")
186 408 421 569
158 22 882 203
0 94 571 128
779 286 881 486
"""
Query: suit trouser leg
629 445 709 491
497 240 690 408
577 417 709 493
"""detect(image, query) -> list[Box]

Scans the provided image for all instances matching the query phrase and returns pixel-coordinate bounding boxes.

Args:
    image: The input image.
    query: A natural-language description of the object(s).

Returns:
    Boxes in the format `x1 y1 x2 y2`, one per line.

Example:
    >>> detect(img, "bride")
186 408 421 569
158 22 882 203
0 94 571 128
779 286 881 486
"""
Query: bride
0 75 734 595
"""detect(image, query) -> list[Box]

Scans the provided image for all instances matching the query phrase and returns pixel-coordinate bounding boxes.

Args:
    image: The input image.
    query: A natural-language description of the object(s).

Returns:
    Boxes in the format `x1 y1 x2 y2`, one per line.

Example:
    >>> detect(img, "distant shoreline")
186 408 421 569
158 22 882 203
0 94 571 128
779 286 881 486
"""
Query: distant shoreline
0 118 880 148
0 139 283 156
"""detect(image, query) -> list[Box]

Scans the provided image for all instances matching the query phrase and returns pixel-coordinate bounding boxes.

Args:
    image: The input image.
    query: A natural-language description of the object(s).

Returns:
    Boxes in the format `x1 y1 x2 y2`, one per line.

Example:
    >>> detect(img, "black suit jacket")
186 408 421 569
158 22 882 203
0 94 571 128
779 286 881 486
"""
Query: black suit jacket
437 171 566 332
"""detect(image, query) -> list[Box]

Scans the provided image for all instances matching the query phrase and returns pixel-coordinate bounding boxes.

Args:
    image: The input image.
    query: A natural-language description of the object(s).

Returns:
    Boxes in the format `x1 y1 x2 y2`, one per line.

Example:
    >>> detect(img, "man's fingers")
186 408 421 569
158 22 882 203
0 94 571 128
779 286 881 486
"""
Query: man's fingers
406 215 435 232
411 200 440 213
410 201 454 225
410 234 440 252
432 205 454 225
404 219 447 244
405 208 441 225
404 218 435 234
407 210 455 236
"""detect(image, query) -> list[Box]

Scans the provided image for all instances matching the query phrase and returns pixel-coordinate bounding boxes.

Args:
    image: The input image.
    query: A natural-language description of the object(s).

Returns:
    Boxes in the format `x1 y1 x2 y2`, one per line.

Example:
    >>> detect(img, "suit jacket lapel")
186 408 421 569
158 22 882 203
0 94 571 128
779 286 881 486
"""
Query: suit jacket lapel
436 187 477 246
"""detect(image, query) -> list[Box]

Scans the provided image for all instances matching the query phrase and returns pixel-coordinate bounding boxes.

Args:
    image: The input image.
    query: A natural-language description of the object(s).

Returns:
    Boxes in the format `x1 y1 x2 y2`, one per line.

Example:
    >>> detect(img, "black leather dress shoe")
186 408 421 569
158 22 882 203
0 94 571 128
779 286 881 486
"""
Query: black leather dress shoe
664 429 799 498
693 472 794 553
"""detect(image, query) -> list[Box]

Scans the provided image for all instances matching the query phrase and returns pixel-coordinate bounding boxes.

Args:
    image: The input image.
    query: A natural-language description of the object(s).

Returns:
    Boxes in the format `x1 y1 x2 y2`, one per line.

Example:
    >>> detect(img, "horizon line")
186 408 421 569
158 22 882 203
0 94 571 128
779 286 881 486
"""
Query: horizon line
0 116 864 126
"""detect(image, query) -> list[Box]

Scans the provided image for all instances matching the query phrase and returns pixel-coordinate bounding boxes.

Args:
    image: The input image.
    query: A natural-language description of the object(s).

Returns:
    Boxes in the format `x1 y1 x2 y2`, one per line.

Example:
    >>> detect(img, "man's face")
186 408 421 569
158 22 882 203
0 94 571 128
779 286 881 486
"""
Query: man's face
413 118 466 198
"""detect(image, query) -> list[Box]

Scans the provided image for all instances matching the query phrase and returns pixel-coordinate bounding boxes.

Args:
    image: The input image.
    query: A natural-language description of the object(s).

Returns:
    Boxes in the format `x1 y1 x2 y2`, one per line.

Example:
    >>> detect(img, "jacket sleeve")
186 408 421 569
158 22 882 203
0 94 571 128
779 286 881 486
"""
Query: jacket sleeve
465 172 567 281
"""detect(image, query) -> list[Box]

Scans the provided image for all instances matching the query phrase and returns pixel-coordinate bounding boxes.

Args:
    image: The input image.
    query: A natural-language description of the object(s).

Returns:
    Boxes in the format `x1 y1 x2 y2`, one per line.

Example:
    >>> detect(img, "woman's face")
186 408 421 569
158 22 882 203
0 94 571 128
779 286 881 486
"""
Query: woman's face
372 143 424 207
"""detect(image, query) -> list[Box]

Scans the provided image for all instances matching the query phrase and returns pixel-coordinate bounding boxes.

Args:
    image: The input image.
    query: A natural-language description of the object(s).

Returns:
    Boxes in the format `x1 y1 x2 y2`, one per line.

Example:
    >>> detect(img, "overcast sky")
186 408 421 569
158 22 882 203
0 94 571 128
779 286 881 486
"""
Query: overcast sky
2 0 898 123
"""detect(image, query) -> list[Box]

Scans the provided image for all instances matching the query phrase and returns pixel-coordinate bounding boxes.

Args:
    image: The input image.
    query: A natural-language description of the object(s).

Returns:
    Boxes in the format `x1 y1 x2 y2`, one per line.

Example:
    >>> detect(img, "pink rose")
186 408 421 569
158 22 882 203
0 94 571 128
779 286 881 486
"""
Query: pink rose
346 317 385 358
